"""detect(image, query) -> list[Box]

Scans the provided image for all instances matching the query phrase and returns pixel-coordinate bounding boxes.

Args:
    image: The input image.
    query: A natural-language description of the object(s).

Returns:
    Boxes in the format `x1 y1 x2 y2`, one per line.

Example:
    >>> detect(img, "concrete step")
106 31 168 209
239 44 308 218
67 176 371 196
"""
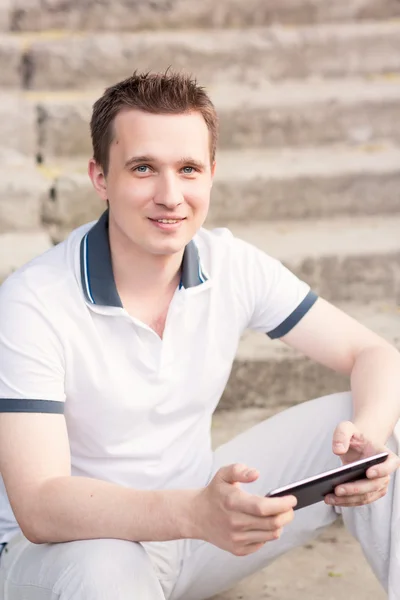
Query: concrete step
2 21 400 89
0 34 22 86
212 143 400 221
14 77 400 159
0 161 49 233
223 216 400 304
0 0 11 32
221 302 400 411
37 143 400 230
0 92 37 156
3 0 400 32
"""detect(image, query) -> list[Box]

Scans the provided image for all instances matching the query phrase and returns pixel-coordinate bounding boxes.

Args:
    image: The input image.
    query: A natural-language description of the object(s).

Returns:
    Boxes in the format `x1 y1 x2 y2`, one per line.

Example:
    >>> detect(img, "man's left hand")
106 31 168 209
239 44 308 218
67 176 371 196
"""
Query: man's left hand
324 420 400 507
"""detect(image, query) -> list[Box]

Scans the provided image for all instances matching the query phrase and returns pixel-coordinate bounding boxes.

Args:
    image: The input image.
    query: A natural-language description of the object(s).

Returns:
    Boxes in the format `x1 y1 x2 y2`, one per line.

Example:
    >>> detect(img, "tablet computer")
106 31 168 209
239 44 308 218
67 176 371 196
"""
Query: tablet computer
266 451 389 510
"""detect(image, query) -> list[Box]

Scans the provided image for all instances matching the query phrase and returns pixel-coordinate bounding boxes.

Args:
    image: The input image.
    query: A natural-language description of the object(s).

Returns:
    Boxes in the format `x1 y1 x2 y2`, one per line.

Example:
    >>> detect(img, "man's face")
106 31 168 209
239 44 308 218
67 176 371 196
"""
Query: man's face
90 109 215 257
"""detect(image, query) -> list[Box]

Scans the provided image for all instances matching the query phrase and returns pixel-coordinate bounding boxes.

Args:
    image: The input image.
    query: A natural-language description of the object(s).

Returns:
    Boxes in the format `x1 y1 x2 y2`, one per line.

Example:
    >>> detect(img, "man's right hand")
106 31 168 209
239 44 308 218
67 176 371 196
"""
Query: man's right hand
190 463 297 556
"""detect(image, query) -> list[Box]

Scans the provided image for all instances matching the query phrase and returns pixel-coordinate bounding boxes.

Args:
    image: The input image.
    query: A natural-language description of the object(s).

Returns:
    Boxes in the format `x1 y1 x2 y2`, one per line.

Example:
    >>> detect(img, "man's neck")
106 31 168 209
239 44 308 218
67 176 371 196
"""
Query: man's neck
108 221 184 301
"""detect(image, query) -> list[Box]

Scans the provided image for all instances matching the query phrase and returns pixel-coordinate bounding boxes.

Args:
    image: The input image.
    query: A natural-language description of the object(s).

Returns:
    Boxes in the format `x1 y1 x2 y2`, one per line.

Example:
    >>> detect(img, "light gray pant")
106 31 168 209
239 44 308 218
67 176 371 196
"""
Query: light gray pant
1 392 399 600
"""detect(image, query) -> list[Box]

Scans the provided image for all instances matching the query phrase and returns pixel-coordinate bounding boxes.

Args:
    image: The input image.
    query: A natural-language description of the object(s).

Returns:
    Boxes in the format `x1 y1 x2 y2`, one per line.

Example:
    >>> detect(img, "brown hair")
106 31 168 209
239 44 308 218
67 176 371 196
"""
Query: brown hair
90 70 219 176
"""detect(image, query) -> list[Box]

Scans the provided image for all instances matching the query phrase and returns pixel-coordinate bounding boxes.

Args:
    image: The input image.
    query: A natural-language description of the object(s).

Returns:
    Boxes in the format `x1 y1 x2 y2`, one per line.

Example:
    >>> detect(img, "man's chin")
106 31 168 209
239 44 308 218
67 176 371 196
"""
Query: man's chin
148 240 187 257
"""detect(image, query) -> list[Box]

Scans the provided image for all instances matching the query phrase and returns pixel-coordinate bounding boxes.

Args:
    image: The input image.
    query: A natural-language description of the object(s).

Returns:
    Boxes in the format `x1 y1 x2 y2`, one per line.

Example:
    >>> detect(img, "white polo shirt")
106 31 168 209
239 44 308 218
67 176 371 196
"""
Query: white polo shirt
0 210 317 544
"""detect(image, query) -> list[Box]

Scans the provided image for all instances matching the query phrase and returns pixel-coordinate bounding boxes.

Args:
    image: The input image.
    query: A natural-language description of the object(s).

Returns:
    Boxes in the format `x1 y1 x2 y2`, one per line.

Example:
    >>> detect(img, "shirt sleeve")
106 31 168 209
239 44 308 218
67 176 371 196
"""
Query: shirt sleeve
0 277 66 414
232 236 318 339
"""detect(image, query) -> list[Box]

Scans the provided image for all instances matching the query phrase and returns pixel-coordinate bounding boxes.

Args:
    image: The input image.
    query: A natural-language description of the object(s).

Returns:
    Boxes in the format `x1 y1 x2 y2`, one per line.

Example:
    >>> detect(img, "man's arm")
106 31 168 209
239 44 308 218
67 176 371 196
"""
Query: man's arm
0 412 298 554
0 412 195 544
280 297 400 445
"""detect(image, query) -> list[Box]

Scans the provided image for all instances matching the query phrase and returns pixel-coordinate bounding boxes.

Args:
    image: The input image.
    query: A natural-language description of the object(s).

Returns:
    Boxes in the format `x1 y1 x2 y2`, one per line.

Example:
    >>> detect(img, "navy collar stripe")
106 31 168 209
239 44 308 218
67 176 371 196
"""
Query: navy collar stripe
83 234 95 304
80 210 208 307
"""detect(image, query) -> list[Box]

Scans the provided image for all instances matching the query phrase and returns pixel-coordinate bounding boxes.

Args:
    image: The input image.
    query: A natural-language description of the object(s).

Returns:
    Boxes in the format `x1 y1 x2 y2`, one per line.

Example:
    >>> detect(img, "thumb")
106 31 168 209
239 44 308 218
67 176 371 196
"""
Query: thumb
332 421 357 455
218 463 259 487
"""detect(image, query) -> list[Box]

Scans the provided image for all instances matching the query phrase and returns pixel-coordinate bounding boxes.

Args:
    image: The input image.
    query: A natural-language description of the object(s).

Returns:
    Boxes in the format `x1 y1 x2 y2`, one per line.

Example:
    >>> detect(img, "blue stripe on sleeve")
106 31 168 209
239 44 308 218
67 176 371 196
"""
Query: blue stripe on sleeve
0 399 65 414
267 290 319 340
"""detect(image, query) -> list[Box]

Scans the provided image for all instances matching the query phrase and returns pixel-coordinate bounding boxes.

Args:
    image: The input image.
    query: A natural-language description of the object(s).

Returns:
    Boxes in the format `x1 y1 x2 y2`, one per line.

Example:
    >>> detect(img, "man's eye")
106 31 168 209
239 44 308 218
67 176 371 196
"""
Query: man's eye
134 165 150 173
182 166 195 174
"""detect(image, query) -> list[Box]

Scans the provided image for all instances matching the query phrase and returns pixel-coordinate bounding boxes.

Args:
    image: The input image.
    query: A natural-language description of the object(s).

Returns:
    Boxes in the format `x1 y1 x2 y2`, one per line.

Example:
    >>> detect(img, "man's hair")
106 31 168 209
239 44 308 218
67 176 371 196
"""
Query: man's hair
90 70 219 176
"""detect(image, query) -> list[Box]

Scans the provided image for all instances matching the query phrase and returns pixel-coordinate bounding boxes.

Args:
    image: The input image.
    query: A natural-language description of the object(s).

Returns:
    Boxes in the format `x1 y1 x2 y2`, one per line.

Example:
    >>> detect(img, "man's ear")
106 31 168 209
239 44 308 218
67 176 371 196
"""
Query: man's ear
88 159 108 202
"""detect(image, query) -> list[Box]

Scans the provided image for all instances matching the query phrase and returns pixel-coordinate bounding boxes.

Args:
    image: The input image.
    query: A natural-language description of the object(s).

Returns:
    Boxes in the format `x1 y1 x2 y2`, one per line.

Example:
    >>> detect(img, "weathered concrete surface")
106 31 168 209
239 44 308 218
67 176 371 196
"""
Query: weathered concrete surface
16 21 400 90
0 147 35 168
0 230 52 281
0 0 11 31
210 408 385 599
6 0 400 31
33 91 96 159
214 78 400 149
42 170 104 232
211 143 400 221
220 302 400 410
0 166 49 232
0 93 37 156
23 78 400 158
0 35 22 86
224 216 400 304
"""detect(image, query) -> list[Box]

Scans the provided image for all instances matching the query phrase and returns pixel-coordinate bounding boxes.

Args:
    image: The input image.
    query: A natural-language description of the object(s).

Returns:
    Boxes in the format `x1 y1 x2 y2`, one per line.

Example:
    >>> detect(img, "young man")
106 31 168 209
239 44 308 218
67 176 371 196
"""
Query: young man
0 71 399 600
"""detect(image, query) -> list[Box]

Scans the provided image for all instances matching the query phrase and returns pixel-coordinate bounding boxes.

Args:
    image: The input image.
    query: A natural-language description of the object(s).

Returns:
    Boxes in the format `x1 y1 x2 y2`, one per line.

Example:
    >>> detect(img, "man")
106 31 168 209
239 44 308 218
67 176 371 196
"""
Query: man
0 71 399 600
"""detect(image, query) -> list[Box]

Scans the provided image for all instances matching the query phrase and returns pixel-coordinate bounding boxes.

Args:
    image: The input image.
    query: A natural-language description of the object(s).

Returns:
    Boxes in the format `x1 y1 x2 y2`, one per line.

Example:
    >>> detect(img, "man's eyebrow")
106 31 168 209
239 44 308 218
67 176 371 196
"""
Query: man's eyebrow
124 155 207 170
176 157 207 170
124 155 155 169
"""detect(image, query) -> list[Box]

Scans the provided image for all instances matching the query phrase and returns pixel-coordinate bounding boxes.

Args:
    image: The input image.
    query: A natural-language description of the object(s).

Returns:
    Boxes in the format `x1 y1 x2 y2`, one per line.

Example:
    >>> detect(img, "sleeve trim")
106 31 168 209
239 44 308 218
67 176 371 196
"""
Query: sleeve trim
0 399 65 414
267 290 319 340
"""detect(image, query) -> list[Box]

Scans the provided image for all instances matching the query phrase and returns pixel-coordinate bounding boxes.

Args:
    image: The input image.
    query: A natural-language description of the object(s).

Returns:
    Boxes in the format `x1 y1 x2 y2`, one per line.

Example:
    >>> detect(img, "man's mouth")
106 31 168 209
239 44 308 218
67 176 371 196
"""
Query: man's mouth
149 218 186 224
153 219 182 224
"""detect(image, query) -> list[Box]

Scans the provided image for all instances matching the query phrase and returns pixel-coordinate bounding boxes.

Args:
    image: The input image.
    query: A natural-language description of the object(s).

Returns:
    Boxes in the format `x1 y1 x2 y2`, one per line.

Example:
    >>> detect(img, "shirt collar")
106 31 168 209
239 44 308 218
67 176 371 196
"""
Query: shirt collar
79 210 208 307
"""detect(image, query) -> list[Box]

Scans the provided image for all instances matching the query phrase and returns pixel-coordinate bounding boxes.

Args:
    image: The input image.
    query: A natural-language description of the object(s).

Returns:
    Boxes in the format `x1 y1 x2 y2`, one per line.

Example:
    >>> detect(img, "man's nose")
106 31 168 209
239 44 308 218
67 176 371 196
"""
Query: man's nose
154 174 183 208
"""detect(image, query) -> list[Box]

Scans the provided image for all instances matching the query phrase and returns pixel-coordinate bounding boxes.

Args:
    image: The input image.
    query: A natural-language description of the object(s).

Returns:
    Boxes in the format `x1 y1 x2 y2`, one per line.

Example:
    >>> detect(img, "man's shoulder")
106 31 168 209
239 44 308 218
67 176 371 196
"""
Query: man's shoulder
194 225 236 255
194 225 261 266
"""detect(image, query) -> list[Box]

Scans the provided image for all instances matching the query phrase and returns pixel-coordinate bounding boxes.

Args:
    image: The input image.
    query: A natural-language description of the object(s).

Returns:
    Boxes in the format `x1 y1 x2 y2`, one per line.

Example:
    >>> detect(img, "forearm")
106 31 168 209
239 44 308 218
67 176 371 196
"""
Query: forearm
27 476 197 544
350 344 400 445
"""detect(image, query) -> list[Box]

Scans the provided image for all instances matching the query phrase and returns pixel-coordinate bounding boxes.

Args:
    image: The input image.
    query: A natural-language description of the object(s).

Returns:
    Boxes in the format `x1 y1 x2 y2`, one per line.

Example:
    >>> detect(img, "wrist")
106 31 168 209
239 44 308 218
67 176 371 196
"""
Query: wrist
177 488 204 540
351 417 388 449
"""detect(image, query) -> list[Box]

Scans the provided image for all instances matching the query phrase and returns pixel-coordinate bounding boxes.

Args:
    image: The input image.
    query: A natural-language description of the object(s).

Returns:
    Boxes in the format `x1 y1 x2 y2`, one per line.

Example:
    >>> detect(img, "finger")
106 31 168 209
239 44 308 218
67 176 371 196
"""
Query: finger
219 463 259 486
332 421 357 455
234 509 295 532
367 453 400 479
329 489 387 507
335 475 390 498
238 494 297 517
234 541 268 556
325 487 388 507
234 530 282 556
242 527 284 545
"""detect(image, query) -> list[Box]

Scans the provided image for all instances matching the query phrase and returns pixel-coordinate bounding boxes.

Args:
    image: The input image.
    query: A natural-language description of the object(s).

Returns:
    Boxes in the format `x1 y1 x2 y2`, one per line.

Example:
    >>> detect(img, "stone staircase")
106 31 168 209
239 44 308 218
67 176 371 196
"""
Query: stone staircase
1 1 399 598
1 0 400 413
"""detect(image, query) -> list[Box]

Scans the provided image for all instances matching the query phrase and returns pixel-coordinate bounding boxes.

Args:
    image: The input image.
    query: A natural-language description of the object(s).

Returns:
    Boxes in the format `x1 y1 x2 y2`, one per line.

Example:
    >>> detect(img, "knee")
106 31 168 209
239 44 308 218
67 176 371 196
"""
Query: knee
308 390 353 423
54 538 164 599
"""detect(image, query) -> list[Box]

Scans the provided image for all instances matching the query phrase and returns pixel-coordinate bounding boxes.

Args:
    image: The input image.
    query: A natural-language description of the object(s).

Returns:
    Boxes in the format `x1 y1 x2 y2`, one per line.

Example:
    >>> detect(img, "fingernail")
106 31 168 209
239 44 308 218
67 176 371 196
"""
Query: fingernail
337 487 345 495
369 469 377 478
334 442 344 450
245 469 256 477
